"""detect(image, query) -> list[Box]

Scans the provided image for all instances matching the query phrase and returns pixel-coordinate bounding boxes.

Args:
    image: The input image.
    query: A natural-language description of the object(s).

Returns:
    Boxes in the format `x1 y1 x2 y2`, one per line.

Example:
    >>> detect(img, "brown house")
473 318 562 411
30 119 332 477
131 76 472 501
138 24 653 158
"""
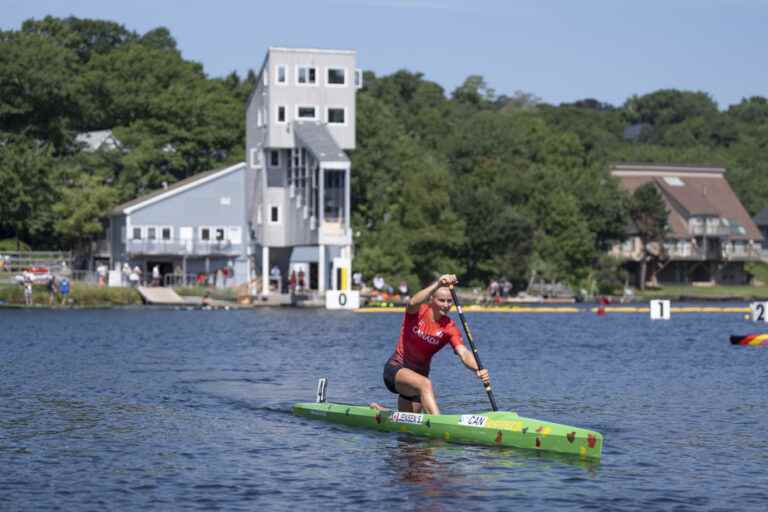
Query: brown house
610 164 764 286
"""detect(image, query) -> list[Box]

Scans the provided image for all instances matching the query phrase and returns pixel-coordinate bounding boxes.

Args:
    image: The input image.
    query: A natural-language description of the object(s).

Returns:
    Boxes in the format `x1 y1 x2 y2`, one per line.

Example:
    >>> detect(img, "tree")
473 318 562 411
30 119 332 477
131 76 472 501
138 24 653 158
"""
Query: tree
0 31 80 150
451 75 496 107
497 90 542 112
627 183 669 289
0 135 56 248
623 89 719 146
21 16 137 63
351 93 464 285
363 70 452 152
52 173 118 254
453 185 533 286
139 27 178 52
529 188 596 284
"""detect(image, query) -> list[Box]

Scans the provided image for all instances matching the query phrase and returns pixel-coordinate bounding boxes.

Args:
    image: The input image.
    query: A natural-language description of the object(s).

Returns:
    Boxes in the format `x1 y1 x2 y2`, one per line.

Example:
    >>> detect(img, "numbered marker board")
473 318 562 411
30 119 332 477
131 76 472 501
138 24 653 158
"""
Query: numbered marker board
750 302 768 323
650 300 671 320
325 290 360 310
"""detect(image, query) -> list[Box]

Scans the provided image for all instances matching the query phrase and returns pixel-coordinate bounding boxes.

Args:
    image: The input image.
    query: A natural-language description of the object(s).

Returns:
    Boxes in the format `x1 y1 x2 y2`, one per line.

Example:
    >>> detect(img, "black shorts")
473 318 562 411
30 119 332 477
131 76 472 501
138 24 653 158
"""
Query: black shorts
383 359 422 403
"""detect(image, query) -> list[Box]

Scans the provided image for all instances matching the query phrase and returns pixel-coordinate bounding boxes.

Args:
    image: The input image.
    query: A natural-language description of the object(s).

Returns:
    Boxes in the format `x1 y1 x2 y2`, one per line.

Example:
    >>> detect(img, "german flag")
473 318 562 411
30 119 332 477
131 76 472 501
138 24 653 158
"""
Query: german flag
730 334 768 346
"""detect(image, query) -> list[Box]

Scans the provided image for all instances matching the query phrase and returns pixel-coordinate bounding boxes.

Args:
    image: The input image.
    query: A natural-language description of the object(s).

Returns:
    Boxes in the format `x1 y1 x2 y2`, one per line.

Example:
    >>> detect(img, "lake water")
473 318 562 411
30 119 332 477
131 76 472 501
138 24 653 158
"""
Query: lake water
1 306 766 511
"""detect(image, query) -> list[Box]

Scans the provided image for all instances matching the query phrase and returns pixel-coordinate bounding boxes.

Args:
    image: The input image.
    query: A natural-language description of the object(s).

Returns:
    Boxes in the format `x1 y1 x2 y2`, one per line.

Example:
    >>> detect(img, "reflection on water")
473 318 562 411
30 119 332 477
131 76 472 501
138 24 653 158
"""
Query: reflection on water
384 434 603 509
392 439 441 486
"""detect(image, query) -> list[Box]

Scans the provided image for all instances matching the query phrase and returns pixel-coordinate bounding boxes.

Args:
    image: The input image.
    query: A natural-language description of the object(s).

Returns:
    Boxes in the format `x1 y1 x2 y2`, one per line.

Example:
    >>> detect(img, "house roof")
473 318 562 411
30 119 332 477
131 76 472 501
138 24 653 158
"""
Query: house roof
76 130 120 151
112 162 246 215
753 207 768 227
293 122 350 165
611 163 763 241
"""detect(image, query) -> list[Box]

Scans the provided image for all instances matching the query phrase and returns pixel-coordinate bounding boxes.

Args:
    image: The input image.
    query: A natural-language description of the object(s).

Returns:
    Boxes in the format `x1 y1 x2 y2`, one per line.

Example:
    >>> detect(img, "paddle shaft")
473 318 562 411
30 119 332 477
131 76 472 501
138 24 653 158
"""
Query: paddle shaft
449 287 499 411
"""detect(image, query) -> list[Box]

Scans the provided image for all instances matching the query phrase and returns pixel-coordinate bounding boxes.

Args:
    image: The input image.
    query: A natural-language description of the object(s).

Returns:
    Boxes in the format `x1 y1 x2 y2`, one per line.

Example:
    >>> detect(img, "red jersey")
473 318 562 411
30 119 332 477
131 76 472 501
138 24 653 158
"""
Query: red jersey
390 303 464 375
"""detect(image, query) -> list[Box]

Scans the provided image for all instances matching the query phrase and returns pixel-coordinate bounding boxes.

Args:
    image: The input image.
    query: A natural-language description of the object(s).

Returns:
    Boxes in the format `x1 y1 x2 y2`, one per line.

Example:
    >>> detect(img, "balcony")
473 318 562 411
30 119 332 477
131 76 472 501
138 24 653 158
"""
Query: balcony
688 224 729 236
721 246 763 261
317 220 351 245
126 239 240 256
614 244 763 262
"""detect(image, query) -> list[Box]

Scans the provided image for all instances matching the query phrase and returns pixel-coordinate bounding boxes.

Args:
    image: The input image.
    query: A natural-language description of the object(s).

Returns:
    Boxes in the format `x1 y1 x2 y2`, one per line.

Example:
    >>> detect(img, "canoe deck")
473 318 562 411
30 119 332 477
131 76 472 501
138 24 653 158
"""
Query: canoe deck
293 402 603 460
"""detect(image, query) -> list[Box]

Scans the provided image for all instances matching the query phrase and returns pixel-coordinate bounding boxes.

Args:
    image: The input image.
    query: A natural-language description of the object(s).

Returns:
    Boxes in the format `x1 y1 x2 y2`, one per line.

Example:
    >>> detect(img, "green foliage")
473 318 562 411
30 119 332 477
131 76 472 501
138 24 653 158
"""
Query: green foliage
627 183 669 289
3 15 768 289
0 239 31 251
624 89 720 146
745 262 768 284
52 173 119 250
64 282 142 305
0 282 141 306
1 16 246 250
0 30 80 149
350 93 464 285
0 135 57 246
592 256 628 295
628 183 668 242
21 16 138 63
530 188 596 283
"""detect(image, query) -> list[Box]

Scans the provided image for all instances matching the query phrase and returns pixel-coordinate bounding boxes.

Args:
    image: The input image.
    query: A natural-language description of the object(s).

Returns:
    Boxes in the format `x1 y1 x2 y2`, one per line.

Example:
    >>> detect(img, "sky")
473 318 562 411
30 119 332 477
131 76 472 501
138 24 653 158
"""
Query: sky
2 0 766 109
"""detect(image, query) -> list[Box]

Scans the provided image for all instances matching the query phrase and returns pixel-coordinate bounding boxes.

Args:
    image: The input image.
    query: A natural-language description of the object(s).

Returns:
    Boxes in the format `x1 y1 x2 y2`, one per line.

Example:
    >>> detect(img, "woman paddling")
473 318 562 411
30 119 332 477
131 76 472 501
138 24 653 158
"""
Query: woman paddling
381 274 490 415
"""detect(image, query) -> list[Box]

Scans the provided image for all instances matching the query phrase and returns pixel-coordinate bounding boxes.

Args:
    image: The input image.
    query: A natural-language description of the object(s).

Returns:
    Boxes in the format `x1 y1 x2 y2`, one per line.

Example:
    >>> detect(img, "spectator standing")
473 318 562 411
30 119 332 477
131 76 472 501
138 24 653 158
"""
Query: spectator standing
23 276 33 305
352 272 363 289
297 268 305 292
47 276 57 306
501 279 512 298
97 264 107 287
488 279 500 299
122 263 131 286
59 277 70 305
130 267 140 287
270 265 282 292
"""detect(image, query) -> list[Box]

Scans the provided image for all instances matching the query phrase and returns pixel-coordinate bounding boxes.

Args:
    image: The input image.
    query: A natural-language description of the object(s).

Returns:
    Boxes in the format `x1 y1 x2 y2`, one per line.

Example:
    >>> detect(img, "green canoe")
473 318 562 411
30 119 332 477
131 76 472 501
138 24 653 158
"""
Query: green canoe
293 401 603 460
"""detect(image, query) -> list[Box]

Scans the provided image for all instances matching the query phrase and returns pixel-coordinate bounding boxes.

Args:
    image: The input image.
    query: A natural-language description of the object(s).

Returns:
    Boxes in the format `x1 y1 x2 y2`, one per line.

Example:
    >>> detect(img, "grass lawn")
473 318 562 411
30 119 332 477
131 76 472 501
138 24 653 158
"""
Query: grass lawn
638 285 768 300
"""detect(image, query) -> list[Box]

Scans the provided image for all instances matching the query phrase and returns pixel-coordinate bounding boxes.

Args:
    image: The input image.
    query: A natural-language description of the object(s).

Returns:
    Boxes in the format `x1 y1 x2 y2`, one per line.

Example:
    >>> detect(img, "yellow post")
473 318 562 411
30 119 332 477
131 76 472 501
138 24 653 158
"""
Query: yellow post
341 266 348 291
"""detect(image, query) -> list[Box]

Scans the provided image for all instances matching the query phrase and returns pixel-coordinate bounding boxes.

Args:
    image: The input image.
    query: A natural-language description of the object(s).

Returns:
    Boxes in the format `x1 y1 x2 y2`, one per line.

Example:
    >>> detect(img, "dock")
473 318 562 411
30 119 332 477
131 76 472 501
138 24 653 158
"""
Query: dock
137 286 186 305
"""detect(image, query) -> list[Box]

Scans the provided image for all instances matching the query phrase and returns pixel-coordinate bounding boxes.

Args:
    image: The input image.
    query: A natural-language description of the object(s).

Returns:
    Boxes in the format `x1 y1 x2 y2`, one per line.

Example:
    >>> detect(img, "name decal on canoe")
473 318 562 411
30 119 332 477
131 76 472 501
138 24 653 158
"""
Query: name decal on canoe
391 412 424 425
459 415 487 427
486 419 525 432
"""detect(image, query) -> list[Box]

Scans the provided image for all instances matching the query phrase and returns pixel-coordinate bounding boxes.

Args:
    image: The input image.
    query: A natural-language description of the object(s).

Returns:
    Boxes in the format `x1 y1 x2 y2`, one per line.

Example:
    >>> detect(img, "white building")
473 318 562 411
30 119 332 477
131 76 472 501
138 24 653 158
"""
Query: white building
246 47 361 294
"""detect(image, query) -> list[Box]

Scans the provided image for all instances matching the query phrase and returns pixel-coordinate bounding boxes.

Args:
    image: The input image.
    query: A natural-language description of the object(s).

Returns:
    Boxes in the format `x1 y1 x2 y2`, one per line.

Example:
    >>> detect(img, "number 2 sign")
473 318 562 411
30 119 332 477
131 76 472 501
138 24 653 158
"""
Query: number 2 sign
750 302 768 323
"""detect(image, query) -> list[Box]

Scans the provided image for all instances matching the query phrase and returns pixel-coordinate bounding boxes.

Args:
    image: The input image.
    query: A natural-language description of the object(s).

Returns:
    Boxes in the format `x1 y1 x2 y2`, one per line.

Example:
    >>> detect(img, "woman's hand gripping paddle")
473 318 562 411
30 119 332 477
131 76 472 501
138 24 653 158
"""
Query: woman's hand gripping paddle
449 287 499 411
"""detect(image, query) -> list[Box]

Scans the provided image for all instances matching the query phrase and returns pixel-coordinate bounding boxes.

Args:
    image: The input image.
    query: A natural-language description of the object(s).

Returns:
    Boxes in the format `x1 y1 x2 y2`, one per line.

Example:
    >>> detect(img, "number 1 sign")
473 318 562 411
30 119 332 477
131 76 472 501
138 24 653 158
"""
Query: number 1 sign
650 300 671 320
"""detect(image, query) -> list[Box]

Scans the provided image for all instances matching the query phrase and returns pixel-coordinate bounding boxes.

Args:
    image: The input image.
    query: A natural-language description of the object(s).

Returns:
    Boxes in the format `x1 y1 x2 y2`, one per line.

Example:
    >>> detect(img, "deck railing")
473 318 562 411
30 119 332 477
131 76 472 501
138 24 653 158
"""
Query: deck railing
0 251 72 275
125 240 240 256
613 244 763 261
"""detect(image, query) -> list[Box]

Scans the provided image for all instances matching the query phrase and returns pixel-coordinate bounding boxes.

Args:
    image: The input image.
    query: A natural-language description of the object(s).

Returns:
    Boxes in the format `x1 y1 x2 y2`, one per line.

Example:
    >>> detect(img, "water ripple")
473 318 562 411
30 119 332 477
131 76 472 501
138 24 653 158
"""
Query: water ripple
1 308 766 510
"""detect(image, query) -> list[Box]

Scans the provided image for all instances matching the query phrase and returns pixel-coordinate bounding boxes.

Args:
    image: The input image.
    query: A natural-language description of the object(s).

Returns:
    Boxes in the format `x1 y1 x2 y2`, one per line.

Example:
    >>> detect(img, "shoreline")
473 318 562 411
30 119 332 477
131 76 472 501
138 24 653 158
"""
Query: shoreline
3 282 768 310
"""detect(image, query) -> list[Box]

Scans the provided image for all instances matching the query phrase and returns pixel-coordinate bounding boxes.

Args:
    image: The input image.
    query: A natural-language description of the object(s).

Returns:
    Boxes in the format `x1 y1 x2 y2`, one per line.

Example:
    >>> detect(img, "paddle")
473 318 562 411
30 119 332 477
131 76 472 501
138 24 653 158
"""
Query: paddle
449 286 499 412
